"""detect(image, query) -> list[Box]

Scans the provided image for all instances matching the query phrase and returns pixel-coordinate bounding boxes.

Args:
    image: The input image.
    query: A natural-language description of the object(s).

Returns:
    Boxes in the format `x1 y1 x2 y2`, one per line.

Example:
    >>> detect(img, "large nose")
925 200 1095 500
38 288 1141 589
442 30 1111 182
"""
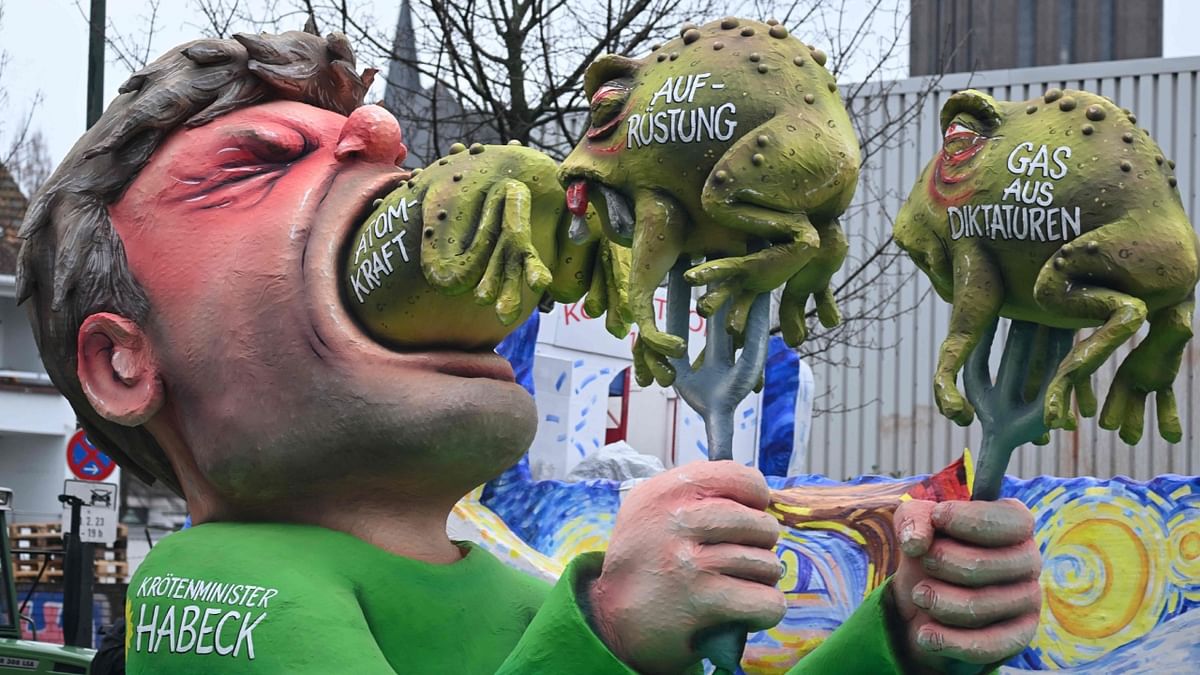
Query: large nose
335 105 407 165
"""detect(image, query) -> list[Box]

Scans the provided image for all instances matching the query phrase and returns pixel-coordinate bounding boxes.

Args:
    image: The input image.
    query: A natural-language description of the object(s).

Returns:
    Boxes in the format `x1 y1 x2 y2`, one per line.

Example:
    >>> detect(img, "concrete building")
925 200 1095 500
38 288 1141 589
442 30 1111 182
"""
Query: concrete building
0 163 77 524
910 0 1162 76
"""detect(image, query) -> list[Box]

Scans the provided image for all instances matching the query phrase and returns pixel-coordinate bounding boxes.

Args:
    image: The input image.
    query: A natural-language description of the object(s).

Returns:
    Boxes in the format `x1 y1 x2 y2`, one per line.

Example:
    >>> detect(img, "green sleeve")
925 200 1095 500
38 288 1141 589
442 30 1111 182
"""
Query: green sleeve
495 552 637 674
785 579 906 674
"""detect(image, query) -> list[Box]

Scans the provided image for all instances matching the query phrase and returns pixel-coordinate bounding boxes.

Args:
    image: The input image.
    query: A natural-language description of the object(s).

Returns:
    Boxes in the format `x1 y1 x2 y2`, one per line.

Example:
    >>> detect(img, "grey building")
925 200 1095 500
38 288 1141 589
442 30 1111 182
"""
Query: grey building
910 0 1162 76
0 164 78 523
381 0 500 167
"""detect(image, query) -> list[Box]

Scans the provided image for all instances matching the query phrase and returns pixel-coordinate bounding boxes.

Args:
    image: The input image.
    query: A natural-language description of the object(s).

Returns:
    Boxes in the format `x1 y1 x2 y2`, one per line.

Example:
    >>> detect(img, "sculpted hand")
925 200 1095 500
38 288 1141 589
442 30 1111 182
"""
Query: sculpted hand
588 462 786 674
891 499 1042 674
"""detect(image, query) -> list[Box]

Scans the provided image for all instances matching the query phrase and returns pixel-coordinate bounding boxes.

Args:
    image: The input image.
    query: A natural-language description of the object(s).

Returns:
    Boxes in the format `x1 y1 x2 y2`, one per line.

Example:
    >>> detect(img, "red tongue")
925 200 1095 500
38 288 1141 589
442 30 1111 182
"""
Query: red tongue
566 181 588 216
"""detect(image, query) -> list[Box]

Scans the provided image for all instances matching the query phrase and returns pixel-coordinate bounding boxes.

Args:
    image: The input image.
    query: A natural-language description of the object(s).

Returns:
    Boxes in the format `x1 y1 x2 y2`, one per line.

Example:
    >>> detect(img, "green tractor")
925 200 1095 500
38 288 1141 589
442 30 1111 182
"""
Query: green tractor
0 487 95 674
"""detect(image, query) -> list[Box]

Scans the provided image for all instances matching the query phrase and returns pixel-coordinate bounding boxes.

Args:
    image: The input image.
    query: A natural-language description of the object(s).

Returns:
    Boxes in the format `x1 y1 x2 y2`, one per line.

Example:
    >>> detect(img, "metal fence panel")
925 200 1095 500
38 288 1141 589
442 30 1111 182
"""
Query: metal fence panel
806 56 1200 480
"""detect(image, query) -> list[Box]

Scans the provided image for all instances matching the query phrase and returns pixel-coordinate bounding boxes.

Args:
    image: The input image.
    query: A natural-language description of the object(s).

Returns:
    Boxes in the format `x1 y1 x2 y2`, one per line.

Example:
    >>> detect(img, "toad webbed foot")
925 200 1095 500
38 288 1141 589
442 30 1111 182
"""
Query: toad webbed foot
1099 299 1194 443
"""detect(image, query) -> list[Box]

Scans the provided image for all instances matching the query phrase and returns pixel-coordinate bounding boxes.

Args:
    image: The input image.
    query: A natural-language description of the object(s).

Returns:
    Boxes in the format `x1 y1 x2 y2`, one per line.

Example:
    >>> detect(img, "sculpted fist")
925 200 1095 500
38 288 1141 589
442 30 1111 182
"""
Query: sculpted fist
588 461 786 674
892 499 1042 673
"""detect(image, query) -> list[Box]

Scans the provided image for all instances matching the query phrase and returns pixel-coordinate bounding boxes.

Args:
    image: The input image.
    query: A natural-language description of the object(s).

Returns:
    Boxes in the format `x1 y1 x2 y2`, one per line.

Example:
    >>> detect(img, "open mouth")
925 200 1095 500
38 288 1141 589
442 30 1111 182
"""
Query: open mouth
303 169 518 383
563 176 636 246
432 351 516 381
933 123 993 192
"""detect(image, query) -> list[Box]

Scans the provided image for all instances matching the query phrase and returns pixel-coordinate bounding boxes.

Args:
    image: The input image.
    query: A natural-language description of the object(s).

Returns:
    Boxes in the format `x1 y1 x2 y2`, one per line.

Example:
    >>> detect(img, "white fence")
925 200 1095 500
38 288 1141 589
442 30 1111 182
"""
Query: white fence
805 55 1200 480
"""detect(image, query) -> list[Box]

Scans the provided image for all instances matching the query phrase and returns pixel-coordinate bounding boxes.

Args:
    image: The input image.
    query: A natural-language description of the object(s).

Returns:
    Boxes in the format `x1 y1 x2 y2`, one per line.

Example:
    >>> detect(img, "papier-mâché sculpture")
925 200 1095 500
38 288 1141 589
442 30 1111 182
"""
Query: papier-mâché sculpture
15 23 1042 675
345 141 629 348
559 17 859 387
895 88 1199 445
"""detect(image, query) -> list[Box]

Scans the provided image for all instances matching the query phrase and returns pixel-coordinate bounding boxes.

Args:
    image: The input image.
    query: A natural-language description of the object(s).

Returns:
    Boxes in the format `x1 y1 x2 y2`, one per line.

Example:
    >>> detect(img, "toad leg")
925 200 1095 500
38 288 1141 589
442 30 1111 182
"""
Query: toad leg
628 189 687 387
542 206 631 338
1100 298 1194 443
687 115 852 344
778 218 849 346
935 240 1005 426
1033 231 1167 432
582 240 633 339
683 204 822 347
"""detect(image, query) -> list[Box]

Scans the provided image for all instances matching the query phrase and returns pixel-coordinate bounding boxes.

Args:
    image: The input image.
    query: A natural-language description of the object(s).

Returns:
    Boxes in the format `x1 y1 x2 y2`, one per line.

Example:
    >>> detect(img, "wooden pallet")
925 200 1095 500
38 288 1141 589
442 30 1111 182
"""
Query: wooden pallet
10 522 128 541
94 560 128 583
9 522 129 583
12 557 127 583
10 523 127 551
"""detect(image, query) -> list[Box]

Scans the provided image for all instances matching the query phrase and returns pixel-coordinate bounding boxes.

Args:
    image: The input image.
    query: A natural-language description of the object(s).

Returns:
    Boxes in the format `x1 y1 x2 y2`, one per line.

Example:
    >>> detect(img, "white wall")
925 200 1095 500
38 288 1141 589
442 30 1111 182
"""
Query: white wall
528 345 629 479
0 389 75 437
625 385 675 467
0 299 43 373
0 281 79 523
0 433 69 523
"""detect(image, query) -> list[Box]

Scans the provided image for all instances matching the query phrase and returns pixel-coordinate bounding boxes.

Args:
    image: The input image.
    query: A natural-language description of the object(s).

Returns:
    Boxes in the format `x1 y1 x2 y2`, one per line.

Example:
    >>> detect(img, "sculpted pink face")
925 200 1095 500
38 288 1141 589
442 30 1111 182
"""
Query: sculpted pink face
108 101 537 509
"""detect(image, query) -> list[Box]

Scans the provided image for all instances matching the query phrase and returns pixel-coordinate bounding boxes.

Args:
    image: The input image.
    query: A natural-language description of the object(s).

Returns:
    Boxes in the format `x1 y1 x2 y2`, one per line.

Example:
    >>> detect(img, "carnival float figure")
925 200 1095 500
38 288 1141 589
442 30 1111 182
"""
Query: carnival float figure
17 23 1039 674
559 18 858 388
895 88 1200 499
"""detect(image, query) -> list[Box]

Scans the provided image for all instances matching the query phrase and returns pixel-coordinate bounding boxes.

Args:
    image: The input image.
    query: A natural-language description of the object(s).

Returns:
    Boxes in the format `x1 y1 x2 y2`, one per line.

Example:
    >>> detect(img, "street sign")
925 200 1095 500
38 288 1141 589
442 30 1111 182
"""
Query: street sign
60 480 119 545
65 429 115 481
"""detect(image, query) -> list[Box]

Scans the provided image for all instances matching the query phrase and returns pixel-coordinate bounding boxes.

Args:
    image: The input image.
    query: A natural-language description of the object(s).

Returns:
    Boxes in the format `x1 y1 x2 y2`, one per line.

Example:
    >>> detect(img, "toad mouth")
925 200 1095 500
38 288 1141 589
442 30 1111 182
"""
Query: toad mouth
562 175 636 245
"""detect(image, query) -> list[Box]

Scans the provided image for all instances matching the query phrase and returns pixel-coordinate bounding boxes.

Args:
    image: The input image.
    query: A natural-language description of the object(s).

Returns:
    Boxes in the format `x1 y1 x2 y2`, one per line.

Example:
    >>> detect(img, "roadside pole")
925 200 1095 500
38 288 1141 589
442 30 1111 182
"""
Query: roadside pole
57 495 91 647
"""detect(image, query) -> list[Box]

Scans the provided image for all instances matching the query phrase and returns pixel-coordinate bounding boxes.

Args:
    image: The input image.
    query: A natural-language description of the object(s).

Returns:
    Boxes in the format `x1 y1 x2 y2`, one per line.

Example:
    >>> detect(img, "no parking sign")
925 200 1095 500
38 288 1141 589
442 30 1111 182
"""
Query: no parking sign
65 429 115 481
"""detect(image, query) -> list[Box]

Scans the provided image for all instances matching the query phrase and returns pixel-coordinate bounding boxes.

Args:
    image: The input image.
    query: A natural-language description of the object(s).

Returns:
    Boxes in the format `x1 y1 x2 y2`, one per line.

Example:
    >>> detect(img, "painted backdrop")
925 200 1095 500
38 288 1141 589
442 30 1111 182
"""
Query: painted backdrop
461 317 1200 673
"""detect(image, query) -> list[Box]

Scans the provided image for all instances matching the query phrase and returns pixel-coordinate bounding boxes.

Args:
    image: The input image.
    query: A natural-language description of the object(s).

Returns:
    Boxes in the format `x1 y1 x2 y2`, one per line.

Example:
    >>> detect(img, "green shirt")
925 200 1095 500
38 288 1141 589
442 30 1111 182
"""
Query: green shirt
125 523 904 674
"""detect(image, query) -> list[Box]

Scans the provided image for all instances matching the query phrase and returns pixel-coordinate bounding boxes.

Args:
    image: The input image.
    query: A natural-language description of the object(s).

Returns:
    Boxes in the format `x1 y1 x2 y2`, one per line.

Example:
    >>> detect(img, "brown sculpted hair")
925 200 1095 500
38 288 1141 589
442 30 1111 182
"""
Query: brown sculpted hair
16 27 375 493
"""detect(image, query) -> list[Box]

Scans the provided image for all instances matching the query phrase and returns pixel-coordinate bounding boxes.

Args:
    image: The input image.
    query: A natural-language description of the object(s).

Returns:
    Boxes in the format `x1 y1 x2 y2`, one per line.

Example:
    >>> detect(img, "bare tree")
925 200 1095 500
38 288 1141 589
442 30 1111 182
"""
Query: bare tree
71 0 166 72
0 0 46 193
6 129 52 197
187 0 717 165
401 0 715 160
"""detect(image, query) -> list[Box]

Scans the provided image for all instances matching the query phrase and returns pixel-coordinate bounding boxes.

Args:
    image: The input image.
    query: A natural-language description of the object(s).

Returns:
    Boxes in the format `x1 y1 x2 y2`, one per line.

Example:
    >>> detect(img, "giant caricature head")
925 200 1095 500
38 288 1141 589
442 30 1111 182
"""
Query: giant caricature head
16 29 536 520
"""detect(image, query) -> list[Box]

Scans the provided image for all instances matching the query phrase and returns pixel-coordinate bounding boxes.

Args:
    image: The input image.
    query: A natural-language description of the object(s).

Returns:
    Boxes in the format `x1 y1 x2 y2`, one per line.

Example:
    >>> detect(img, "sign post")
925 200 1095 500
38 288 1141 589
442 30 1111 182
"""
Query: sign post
65 430 116 482
57 493 91 648
58 479 118 649
60 480 119 545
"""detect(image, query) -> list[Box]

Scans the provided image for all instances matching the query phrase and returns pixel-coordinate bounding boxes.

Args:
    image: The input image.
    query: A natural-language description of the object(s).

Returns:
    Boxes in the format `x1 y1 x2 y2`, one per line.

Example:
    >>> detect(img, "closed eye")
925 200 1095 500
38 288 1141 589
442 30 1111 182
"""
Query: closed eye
219 125 316 168
180 167 285 209
175 125 317 207
587 79 632 139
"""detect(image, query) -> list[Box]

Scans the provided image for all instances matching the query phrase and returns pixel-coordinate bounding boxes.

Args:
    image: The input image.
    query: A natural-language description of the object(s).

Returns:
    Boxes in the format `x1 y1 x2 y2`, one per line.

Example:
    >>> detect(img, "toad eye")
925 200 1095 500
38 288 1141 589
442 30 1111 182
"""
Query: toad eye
587 80 632 139
942 122 985 161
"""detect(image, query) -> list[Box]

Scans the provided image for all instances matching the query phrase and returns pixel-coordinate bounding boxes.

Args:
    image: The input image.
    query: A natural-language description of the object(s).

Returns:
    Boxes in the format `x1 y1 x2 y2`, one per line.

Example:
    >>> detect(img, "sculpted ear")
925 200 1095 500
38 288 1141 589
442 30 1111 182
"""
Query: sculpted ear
76 313 164 426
